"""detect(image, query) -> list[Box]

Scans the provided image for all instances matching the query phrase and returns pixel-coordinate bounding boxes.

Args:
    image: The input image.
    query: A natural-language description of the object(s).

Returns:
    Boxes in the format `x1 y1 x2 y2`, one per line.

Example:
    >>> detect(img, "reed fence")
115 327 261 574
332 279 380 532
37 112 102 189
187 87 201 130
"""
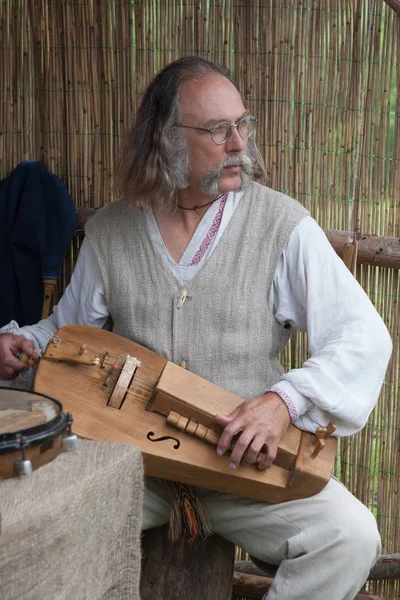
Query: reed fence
0 1 399 597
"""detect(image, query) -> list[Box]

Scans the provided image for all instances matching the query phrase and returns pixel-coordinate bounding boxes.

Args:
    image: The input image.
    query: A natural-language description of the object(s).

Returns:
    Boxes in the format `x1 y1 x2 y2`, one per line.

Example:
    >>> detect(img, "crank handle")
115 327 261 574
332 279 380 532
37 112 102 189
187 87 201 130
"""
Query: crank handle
15 348 42 368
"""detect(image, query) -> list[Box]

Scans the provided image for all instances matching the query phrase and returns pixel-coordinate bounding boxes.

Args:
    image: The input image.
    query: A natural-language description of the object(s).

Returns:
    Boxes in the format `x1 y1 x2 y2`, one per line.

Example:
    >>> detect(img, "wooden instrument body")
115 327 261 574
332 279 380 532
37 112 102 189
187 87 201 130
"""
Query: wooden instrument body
33 325 337 503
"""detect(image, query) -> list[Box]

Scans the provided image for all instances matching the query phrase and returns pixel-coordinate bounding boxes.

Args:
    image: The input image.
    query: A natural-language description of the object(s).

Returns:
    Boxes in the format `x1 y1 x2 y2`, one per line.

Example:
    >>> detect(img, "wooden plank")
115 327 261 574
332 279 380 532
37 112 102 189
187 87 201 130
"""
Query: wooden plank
232 571 273 599
369 555 400 581
326 230 400 270
383 0 400 15
235 555 400 582
141 525 234 600
232 571 389 600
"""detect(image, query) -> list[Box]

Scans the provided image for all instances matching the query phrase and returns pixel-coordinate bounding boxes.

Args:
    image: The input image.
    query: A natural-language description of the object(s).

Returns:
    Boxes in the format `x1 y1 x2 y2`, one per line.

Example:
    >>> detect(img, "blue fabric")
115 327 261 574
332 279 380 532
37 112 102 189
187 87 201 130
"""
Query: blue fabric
0 161 77 327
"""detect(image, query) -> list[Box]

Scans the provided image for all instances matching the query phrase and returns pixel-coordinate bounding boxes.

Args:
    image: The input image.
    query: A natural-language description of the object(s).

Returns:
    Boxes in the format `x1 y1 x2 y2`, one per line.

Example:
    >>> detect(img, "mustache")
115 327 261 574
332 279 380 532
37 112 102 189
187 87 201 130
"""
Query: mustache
217 154 254 174
199 153 254 196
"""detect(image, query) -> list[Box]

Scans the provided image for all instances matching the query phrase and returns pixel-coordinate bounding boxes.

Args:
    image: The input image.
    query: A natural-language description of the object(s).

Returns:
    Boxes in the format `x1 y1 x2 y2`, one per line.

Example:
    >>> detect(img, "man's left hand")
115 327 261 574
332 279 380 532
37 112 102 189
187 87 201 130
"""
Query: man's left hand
215 392 291 471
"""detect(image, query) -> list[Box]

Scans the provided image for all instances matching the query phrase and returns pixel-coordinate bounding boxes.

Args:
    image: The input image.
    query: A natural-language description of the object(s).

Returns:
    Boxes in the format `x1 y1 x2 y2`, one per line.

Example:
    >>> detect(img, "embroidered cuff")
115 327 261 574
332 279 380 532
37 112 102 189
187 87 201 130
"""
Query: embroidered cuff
0 320 20 335
267 385 299 421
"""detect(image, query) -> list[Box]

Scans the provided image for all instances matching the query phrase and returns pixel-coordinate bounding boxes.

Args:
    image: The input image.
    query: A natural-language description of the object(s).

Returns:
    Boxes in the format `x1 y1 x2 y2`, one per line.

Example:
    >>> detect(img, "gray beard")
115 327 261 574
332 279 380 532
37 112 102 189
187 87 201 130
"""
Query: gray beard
199 154 254 196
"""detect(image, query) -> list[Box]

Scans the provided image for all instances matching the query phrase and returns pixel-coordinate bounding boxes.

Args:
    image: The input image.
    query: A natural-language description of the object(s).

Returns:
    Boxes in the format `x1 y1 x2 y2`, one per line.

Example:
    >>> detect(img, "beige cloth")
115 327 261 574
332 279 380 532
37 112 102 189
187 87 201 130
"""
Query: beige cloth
0 440 143 600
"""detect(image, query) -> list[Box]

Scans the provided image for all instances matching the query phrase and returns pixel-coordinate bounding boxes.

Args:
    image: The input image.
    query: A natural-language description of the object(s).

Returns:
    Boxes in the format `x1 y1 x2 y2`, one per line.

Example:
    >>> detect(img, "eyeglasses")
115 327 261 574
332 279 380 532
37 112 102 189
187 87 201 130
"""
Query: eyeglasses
176 115 257 145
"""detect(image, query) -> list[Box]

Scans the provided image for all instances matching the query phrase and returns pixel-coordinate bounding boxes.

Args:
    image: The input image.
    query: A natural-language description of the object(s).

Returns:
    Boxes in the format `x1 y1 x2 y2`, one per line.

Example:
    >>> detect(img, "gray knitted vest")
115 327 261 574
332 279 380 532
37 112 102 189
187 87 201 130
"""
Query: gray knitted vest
85 182 308 399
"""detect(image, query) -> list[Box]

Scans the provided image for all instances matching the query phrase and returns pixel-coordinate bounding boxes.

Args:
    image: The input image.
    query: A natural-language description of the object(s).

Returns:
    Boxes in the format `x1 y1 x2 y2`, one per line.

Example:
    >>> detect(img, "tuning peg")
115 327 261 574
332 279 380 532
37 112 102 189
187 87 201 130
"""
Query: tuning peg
313 422 336 458
14 435 32 476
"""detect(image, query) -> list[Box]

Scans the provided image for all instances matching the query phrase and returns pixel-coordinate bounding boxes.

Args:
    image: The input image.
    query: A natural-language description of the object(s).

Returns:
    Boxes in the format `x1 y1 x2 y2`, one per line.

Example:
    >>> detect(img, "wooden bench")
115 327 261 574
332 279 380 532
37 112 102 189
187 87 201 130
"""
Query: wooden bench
141 528 399 599
141 525 235 599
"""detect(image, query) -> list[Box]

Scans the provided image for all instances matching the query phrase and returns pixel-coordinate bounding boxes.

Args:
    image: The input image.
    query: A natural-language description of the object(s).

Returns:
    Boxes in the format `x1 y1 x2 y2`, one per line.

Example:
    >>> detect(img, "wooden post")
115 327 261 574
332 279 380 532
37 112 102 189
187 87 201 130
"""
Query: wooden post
232 571 389 600
235 555 400 582
140 525 235 600
383 0 400 15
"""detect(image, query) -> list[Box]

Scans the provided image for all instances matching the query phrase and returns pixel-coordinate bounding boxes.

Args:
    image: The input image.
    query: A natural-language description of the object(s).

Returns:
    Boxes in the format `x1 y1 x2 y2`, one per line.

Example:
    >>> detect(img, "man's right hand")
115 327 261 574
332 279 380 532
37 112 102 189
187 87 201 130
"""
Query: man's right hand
0 334 35 380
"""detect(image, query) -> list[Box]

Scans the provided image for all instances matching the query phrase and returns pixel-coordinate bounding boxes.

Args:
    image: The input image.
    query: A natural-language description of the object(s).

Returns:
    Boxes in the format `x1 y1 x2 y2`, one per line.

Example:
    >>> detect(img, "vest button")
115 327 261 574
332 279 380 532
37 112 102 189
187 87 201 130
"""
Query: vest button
177 289 188 309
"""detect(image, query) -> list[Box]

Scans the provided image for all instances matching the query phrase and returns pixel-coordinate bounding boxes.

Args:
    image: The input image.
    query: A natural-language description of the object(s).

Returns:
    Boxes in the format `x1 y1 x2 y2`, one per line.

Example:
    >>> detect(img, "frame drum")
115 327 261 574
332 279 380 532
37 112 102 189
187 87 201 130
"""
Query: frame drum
0 387 76 479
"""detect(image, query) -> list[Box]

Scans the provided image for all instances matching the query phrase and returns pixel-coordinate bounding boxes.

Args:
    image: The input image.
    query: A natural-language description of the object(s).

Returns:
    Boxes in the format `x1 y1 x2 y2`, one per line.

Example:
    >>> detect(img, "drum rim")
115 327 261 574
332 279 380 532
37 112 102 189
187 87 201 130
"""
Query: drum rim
0 387 68 453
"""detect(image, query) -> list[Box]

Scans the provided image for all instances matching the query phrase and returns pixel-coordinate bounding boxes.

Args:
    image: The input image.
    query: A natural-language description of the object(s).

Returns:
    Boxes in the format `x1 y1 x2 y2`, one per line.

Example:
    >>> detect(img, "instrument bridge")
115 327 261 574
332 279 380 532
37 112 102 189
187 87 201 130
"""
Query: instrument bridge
105 355 141 409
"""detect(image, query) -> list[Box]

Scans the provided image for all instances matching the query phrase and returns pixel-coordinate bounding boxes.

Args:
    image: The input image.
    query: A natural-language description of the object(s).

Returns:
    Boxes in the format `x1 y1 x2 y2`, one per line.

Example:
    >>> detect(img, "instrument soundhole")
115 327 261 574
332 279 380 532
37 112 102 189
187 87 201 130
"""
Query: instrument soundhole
147 431 180 450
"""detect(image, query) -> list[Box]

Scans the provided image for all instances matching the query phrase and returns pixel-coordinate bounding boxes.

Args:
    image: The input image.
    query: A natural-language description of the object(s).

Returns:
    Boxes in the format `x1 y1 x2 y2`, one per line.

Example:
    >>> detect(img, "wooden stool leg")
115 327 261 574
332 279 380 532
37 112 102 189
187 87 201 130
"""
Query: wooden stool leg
140 525 235 599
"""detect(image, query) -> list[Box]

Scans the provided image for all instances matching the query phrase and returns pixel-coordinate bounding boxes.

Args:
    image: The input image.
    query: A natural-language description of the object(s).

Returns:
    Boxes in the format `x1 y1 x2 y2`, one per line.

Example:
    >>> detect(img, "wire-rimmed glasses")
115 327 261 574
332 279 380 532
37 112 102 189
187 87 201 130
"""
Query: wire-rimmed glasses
176 115 257 145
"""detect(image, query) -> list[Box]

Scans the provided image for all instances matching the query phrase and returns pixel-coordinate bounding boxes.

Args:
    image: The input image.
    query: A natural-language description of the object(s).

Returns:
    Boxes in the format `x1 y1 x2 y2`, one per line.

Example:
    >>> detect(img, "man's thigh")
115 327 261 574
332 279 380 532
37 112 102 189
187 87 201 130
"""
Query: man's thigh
141 476 380 565
197 477 380 564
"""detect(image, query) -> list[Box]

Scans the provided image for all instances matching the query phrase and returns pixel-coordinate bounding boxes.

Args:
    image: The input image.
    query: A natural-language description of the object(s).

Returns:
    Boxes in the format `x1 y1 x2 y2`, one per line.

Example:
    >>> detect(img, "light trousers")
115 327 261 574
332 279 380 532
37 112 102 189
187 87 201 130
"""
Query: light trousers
142 477 381 600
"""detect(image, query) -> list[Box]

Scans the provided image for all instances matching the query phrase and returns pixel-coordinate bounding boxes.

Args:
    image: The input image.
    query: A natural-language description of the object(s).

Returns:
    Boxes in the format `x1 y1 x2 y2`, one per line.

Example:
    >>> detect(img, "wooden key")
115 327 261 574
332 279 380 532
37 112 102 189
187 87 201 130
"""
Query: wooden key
313 422 337 457
166 410 269 466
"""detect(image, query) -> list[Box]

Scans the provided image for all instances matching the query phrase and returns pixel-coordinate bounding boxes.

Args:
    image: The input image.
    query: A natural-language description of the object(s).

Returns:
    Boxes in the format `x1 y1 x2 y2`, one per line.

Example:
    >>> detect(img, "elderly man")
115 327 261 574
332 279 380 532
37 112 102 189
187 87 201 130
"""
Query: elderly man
0 56 392 600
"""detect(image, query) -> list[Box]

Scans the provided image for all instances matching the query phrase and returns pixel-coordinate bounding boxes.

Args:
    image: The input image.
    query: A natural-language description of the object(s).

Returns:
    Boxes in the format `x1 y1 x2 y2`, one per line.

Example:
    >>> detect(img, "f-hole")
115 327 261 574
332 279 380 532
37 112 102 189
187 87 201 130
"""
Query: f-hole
147 431 181 450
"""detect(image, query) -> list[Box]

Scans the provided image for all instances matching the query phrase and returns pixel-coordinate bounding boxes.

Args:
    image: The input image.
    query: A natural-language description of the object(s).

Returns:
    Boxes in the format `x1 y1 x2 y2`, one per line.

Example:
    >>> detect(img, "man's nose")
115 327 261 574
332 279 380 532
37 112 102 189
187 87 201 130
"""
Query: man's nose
225 126 246 152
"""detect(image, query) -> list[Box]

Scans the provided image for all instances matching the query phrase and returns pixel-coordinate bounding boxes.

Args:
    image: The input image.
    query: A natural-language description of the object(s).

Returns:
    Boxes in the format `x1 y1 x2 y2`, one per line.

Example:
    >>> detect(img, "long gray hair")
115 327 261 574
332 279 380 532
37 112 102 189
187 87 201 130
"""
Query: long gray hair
115 56 266 210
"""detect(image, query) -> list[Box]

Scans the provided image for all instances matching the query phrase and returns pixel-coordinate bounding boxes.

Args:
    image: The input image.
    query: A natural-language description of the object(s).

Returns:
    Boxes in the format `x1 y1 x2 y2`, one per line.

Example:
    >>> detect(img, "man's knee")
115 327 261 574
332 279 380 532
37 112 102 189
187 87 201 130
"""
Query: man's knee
296 482 381 569
341 506 381 563
319 499 381 569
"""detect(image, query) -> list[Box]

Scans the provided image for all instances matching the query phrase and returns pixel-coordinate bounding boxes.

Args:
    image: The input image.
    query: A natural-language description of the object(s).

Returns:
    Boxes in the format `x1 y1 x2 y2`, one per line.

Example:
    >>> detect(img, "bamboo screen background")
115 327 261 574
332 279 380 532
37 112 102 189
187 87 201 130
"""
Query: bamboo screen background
0 1 399 597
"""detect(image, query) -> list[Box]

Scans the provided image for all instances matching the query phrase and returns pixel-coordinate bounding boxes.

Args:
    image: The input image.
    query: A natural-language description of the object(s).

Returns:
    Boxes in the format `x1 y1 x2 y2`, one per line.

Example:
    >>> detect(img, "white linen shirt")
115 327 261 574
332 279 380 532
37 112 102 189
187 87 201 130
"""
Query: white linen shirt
3 191 392 437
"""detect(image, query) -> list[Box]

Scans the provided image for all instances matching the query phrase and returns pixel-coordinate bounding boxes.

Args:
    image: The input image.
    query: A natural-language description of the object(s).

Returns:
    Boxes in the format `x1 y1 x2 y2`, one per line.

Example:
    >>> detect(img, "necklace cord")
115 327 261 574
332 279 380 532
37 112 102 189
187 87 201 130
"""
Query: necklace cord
176 193 225 212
